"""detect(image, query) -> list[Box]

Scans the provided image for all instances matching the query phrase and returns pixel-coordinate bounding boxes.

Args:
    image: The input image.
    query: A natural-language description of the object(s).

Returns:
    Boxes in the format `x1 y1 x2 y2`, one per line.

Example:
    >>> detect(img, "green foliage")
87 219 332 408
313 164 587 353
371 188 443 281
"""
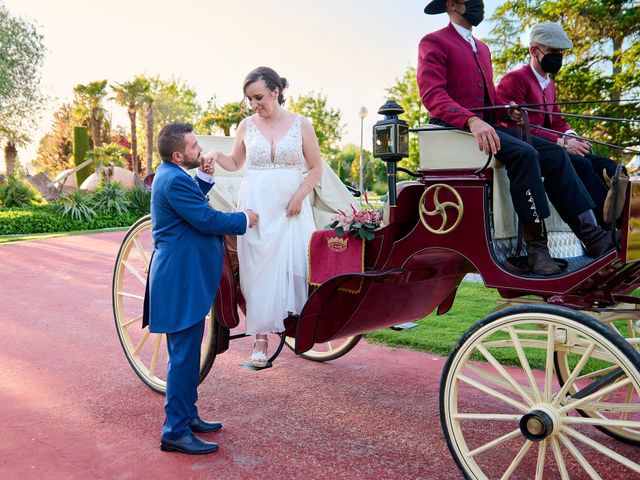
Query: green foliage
73 80 109 148
87 143 128 169
126 187 151 216
289 92 344 161
90 180 130 215
0 176 41 207
73 126 91 186
53 191 95 222
196 99 248 136
33 104 74 176
384 66 430 174
0 4 45 147
0 205 139 235
487 0 640 159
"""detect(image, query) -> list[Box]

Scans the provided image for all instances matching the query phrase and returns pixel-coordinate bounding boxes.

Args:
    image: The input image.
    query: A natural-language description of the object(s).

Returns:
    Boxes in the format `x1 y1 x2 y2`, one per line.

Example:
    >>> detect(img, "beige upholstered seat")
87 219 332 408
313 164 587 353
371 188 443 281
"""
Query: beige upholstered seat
417 126 581 257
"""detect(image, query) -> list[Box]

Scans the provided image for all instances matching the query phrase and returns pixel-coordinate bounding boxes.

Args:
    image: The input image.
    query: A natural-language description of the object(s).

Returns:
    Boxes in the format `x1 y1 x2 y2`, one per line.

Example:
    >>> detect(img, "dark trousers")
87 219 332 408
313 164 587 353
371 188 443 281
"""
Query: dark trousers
493 127 594 223
567 152 617 225
162 320 204 441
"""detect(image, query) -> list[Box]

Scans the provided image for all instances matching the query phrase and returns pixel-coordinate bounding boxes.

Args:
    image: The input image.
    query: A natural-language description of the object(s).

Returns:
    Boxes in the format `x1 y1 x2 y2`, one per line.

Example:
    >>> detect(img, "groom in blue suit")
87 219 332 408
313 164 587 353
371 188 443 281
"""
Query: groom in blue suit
148 123 258 455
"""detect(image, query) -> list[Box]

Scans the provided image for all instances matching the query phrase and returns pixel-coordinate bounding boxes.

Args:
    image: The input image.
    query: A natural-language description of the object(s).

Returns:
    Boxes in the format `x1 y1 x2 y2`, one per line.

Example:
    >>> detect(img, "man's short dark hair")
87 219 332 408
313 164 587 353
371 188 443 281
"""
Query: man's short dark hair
157 123 193 162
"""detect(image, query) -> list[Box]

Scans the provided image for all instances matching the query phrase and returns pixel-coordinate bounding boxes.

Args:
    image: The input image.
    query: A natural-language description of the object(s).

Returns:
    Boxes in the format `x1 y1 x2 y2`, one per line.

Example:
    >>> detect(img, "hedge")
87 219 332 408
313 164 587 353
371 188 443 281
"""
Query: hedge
0 205 141 235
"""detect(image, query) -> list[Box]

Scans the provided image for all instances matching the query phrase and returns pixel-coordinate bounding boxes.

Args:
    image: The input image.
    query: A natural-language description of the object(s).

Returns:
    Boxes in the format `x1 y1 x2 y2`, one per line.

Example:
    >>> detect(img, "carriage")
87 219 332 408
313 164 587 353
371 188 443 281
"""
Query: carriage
113 101 640 479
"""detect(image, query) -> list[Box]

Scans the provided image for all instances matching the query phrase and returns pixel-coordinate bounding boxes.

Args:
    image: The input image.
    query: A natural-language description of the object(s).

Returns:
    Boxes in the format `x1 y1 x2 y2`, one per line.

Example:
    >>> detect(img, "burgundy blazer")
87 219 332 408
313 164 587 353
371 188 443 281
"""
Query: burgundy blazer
417 23 505 129
497 64 572 142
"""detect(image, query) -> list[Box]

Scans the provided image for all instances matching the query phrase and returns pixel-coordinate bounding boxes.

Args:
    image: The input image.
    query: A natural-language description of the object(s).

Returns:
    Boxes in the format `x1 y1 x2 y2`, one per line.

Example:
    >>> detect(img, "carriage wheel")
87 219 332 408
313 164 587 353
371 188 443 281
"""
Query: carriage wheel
284 335 362 361
112 215 218 394
554 305 640 446
440 304 640 479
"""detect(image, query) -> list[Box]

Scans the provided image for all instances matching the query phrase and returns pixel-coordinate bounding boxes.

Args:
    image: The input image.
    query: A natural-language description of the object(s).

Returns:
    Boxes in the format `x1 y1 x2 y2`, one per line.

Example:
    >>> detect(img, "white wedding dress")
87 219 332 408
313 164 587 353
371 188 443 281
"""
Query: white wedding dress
238 114 316 335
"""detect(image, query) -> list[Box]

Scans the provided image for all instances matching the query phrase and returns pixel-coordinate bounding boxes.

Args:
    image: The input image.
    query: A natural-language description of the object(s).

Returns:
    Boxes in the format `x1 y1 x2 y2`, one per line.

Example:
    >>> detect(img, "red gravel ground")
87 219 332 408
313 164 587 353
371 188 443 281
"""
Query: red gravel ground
0 232 638 480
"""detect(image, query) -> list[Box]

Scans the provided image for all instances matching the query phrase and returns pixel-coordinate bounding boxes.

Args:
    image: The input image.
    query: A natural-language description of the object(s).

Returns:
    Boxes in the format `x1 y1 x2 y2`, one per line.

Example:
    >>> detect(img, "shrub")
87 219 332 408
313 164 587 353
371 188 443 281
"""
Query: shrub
90 180 130 215
126 186 151 216
0 205 141 235
0 176 41 208
53 190 96 221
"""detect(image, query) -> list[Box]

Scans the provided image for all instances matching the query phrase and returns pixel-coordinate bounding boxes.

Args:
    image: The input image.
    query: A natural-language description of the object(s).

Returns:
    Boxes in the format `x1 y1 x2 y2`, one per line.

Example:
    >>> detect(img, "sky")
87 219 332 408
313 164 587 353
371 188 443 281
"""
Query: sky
3 0 504 168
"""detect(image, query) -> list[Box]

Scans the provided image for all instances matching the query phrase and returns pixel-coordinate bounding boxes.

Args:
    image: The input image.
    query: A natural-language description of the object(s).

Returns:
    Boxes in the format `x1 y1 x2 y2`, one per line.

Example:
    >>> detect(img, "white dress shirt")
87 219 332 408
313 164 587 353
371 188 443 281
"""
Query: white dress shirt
452 22 477 53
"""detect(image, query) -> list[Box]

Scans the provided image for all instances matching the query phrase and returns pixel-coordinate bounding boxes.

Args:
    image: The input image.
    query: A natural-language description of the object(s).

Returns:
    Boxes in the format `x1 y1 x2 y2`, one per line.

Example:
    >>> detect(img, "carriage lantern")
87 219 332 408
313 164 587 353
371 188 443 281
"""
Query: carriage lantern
373 100 409 207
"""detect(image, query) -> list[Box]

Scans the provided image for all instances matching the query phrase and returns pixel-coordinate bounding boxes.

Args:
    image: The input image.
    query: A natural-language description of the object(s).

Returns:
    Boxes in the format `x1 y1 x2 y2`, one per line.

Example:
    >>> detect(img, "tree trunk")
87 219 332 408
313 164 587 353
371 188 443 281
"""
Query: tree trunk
146 102 154 175
129 108 138 174
4 141 17 177
91 107 102 148
610 36 623 102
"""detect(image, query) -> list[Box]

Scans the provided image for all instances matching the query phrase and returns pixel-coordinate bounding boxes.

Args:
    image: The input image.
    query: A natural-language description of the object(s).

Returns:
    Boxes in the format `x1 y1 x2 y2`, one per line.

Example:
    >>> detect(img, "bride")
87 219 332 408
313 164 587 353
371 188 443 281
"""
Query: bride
205 66 322 368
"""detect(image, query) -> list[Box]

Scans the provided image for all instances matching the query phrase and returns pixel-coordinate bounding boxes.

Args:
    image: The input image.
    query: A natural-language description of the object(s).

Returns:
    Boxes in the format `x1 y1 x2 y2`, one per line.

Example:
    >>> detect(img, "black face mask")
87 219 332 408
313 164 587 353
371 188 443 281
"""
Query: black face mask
539 53 563 74
459 0 485 27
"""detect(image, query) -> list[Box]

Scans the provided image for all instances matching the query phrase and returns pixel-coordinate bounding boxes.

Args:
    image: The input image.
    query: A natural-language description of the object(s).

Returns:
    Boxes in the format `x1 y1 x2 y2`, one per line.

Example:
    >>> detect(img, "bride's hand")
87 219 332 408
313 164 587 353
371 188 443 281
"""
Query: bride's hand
286 193 303 217
202 151 220 165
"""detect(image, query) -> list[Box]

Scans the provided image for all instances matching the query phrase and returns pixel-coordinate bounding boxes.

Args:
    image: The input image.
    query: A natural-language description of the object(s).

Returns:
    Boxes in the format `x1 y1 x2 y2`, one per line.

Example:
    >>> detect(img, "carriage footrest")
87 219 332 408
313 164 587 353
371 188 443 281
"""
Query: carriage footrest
389 322 419 331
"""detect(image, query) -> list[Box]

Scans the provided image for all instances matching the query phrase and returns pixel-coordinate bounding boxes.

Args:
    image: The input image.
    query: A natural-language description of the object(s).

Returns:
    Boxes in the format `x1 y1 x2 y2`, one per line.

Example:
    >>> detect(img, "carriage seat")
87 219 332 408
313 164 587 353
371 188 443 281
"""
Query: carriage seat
416 125 583 259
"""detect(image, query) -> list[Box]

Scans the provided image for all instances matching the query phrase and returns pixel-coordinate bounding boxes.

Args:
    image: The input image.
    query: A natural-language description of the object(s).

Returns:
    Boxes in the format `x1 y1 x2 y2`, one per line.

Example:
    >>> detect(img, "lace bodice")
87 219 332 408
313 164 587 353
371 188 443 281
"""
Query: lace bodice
244 115 305 170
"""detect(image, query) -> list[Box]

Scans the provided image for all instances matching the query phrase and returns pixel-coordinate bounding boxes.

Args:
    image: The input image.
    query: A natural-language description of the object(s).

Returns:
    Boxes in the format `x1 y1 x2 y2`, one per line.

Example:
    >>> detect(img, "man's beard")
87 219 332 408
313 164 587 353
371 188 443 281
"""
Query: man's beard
183 152 201 170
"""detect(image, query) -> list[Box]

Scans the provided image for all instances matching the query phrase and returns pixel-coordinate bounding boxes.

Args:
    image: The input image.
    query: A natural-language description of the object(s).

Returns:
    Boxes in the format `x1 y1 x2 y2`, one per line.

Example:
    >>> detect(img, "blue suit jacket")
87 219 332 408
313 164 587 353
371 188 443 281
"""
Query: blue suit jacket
148 161 247 334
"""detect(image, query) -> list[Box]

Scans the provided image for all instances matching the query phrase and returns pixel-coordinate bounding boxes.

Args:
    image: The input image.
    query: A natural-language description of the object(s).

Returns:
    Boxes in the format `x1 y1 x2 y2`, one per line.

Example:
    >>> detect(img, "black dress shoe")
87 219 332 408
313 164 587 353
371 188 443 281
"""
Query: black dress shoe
188 417 223 433
160 432 219 454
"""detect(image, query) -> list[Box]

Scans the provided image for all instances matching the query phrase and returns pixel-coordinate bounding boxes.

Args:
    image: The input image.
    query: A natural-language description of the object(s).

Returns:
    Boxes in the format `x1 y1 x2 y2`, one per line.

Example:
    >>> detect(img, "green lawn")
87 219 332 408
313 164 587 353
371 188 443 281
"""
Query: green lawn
0 226 129 244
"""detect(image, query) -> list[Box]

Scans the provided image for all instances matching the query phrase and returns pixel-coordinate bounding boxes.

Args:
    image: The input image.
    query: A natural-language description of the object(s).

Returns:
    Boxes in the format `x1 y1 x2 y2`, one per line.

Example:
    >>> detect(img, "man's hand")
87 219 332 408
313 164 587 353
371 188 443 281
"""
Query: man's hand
468 116 501 155
507 101 523 125
563 136 591 156
244 209 259 228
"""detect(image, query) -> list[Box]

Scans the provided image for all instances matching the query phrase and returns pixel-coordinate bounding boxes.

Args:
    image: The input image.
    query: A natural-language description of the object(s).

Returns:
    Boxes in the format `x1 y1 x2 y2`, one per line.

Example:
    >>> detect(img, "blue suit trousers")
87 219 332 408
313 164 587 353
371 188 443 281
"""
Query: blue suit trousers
161 320 205 441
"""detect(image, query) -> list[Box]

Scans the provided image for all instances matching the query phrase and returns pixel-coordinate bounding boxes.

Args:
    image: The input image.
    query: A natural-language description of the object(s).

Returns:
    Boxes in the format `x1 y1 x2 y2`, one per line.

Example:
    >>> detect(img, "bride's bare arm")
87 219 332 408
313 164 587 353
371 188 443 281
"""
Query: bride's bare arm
286 117 323 216
203 120 248 171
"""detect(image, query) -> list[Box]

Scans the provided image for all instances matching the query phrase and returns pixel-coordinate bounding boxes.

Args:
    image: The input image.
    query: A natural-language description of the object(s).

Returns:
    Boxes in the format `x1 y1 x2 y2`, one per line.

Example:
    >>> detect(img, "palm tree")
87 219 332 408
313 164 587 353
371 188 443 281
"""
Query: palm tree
112 76 150 177
197 101 248 136
73 80 108 148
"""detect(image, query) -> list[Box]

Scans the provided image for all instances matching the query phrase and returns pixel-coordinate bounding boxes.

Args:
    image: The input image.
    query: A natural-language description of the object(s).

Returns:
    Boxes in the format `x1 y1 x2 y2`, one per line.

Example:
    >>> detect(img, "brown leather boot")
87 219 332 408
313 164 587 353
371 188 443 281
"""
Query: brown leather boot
568 210 616 258
603 168 629 225
521 221 561 275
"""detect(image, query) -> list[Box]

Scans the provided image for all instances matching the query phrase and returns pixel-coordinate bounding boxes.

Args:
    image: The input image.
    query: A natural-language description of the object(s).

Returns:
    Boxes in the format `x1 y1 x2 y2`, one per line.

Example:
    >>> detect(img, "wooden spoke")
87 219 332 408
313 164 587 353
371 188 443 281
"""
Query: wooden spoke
564 426 640 474
148 334 163 378
131 329 151 357
133 237 150 271
508 326 542 403
559 378 632 414
576 364 620 382
558 433 602 480
455 413 521 422
553 342 596 407
117 291 144 301
544 324 556 403
551 437 570 480
465 363 535 400
563 416 640 429
534 440 547 480
121 314 143 329
122 260 146 286
476 343 535 406
468 428 522 457
500 439 533 480
457 374 529 412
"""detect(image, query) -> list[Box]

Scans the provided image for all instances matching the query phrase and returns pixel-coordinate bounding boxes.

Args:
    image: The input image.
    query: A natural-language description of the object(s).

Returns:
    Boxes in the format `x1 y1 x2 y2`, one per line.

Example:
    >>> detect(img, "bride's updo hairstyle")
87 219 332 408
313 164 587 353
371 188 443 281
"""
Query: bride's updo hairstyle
243 66 288 105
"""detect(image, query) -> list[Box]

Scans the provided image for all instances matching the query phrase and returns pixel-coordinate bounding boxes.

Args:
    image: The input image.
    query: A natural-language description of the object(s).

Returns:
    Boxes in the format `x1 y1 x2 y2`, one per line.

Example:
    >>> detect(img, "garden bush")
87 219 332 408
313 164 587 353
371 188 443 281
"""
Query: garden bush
0 176 41 208
0 205 140 235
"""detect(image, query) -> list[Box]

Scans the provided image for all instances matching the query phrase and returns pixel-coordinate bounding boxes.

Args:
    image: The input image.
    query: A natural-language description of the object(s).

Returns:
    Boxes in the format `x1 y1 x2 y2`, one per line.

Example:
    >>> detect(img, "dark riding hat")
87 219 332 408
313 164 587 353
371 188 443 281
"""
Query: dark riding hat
424 0 447 14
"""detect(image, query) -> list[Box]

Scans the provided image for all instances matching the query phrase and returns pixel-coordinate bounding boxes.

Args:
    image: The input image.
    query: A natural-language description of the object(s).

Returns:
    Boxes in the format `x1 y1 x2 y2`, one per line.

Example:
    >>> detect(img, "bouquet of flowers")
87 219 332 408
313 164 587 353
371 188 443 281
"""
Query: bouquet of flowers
327 204 382 241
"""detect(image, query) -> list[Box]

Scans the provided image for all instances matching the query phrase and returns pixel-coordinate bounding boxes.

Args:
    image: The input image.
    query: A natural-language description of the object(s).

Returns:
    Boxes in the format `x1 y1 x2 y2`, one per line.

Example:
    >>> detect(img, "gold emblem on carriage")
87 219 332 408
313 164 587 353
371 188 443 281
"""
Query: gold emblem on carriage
327 236 348 253
419 184 464 235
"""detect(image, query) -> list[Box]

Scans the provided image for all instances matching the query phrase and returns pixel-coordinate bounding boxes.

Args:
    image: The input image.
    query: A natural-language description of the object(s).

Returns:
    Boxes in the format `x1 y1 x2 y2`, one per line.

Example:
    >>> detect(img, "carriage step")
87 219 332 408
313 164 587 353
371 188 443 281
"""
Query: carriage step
389 322 419 331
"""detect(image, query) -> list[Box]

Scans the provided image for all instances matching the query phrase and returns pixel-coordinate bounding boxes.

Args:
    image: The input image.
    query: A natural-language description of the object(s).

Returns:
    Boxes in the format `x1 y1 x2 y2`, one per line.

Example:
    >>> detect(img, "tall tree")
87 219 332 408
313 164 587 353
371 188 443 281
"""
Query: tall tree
196 99 248 136
289 92 344 162
73 80 109 148
0 4 45 175
33 104 74 176
138 76 202 171
487 0 640 157
384 66 430 172
112 76 151 175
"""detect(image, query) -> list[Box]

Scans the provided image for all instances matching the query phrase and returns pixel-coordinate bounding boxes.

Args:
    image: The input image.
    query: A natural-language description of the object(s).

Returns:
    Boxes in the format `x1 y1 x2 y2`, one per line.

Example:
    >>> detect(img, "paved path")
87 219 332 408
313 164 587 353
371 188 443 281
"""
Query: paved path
0 232 638 480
